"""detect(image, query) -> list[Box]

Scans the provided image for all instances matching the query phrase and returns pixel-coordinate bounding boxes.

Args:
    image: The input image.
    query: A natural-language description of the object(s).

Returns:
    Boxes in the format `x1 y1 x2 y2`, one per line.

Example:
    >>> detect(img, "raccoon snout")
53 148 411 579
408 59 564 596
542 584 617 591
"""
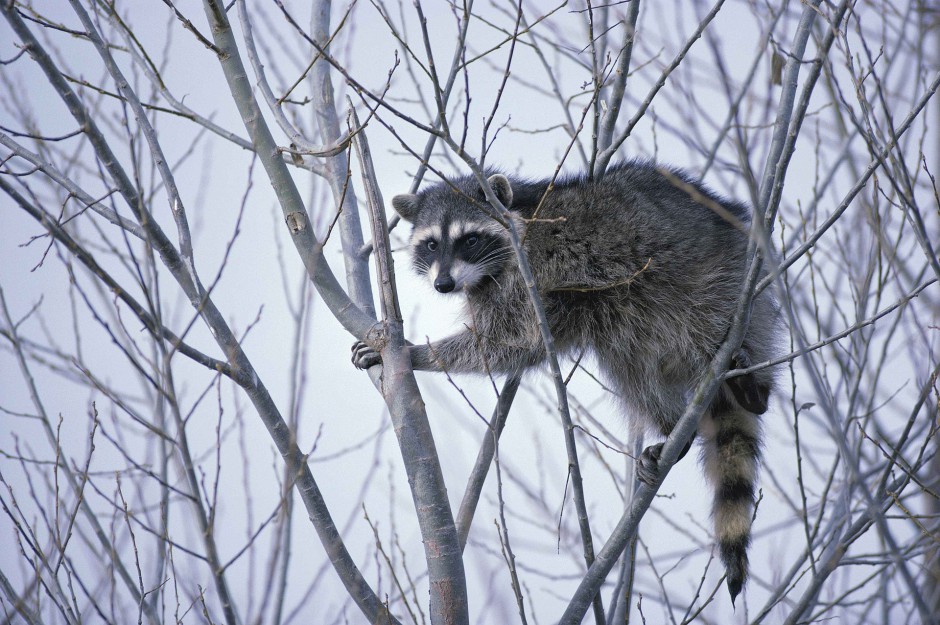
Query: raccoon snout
434 274 456 293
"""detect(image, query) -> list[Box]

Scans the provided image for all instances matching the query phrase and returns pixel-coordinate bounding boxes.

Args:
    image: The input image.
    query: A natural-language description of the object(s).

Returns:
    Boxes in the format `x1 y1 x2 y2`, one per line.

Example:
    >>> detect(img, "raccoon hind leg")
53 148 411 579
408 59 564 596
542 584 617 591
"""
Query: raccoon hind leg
627 377 696 486
598 348 698 484
700 388 762 604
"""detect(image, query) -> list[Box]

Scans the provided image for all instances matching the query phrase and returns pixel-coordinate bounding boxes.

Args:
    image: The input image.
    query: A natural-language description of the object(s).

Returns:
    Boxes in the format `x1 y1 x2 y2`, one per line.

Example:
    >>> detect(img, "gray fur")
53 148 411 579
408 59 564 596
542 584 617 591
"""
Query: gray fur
356 160 779 601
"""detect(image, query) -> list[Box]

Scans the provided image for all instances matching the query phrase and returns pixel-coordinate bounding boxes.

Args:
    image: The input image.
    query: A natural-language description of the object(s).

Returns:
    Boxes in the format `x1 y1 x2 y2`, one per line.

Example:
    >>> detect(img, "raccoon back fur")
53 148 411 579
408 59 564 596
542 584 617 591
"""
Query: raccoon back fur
352 160 779 602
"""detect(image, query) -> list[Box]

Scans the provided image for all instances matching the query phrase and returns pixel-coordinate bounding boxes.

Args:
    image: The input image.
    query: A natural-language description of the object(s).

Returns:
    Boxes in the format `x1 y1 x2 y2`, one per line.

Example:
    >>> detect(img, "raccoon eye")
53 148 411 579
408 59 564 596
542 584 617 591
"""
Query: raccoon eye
426 240 438 251
465 235 479 248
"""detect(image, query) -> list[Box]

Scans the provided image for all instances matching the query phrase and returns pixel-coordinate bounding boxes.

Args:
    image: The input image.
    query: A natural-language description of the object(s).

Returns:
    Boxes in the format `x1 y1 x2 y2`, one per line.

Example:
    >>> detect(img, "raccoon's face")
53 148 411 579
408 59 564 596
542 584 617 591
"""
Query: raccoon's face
392 174 515 294
408 220 513 293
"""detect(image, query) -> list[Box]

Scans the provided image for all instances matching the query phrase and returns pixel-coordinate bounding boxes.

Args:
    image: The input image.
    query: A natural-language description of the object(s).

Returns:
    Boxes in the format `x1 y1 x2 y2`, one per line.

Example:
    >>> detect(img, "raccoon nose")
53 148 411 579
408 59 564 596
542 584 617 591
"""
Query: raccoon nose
434 275 456 293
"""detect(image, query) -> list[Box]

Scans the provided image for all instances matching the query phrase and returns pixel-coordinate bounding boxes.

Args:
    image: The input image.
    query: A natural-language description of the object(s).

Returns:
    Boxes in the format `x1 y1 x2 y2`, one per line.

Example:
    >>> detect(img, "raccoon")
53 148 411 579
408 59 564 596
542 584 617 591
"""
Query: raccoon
352 160 778 602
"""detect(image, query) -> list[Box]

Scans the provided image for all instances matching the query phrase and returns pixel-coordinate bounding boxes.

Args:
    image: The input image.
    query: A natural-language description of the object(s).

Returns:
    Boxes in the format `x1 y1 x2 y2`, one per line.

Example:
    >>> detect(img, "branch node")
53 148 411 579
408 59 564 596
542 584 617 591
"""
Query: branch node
285 211 307 234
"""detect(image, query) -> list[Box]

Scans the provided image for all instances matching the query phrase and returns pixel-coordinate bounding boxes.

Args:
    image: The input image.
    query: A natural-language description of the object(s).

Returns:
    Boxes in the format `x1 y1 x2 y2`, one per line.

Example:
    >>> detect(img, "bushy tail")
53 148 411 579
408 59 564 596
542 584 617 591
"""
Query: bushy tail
700 390 762 604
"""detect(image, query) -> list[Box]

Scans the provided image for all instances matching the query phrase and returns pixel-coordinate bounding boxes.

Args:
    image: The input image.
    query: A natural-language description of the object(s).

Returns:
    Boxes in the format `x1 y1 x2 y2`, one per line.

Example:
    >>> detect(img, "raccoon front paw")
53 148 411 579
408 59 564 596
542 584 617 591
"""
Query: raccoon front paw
351 341 382 370
637 443 664 486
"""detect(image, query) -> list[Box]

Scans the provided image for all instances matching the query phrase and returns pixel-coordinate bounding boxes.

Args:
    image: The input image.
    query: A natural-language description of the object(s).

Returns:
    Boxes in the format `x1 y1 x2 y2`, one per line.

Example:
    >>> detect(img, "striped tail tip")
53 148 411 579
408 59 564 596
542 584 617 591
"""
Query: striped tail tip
721 536 749 605
716 489 753 605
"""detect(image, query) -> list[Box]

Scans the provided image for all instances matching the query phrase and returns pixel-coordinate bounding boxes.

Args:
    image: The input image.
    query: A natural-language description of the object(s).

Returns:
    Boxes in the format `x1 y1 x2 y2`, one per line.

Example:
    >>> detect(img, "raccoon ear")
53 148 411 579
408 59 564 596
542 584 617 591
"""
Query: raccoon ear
391 193 420 222
487 174 513 208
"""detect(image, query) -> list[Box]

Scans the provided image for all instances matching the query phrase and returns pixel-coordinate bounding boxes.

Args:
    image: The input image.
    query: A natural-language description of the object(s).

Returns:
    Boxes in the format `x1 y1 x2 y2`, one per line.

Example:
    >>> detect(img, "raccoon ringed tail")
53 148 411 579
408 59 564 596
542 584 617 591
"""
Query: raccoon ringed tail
700 394 762 604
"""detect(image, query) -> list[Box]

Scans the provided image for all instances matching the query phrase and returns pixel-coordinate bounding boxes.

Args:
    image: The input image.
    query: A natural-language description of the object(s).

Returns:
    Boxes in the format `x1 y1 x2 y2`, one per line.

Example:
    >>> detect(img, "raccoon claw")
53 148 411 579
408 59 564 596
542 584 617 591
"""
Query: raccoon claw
637 443 664 486
727 348 770 414
351 341 382 370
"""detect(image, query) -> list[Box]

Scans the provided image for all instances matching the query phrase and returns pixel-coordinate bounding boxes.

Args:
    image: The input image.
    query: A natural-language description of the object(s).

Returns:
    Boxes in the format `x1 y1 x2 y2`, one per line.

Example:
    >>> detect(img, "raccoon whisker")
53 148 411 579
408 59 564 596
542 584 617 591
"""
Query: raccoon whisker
470 246 503 262
480 257 509 269
476 256 511 270
474 248 513 265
